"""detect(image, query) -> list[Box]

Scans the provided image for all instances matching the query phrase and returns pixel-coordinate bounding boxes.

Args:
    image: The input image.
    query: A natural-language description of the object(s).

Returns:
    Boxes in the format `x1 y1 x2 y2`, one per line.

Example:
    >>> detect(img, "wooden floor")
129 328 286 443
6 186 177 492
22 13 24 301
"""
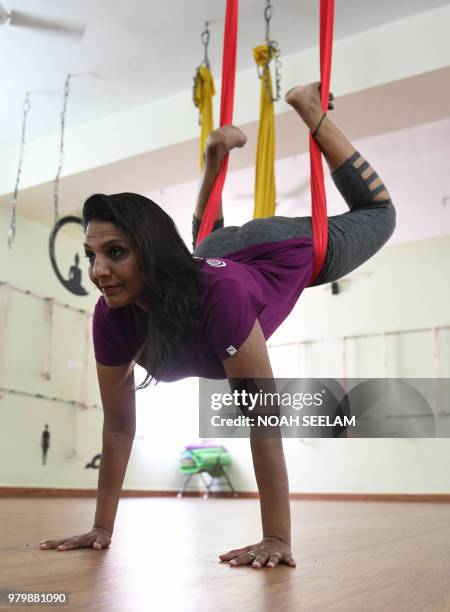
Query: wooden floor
2 497 450 611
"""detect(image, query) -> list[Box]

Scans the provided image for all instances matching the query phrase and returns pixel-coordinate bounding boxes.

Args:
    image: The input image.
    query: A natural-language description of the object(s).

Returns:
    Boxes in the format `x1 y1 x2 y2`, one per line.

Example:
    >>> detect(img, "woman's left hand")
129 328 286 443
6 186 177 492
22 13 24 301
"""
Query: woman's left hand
219 536 296 569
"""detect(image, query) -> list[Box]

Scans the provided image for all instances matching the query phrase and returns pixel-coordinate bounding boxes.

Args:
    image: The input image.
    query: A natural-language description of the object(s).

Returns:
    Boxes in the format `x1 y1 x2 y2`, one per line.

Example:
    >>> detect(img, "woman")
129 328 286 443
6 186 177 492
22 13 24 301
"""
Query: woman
40 83 395 568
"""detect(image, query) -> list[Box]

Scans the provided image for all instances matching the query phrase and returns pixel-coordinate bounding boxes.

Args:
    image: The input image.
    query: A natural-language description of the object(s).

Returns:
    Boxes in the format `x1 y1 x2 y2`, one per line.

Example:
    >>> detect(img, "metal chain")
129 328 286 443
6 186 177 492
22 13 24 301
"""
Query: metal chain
264 2 273 41
265 41 282 102
192 22 212 125
257 0 282 102
201 21 211 69
8 92 31 249
53 74 71 226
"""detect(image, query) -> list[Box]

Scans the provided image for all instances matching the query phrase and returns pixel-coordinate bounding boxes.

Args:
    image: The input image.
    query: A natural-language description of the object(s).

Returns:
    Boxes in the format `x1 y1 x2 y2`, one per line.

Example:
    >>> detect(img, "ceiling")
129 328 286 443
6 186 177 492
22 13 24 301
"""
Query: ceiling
1 0 450 149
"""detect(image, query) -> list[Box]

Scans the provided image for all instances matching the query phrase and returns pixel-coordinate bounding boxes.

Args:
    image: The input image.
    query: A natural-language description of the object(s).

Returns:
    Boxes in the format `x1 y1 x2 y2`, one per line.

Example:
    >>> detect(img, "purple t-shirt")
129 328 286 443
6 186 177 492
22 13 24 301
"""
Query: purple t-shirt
92 237 313 381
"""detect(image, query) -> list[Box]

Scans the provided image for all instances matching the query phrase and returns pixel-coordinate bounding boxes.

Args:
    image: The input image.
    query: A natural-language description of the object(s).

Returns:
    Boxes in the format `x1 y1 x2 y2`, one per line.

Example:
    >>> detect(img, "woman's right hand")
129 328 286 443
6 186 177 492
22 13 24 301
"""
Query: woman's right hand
40 526 111 551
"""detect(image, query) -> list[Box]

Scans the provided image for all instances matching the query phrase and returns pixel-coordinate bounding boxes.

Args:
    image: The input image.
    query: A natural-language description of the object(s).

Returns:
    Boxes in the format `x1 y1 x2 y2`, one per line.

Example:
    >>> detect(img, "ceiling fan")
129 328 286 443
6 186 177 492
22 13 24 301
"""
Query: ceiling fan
0 2 85 40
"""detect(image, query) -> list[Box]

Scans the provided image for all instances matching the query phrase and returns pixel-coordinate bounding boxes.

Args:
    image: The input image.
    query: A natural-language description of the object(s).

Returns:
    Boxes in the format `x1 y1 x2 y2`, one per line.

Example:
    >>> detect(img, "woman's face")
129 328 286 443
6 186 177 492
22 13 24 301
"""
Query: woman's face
84 220 146 309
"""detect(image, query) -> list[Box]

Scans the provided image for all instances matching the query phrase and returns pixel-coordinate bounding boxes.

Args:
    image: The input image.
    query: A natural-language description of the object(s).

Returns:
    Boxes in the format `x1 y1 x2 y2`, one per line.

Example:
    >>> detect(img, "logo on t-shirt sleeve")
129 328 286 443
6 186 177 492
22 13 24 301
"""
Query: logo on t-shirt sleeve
226 345 237 356
206 259 227 268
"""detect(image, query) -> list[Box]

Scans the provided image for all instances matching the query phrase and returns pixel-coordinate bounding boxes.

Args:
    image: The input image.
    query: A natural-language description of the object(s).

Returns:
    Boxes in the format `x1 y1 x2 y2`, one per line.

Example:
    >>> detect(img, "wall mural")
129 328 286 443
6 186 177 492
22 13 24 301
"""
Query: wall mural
49 216 89 296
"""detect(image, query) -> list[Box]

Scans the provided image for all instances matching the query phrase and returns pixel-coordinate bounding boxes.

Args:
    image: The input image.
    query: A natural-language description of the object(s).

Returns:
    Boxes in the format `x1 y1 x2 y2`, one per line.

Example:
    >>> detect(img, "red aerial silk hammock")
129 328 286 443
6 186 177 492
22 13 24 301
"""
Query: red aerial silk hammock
195 0 239 246
308 0 335 285
196 0 335 288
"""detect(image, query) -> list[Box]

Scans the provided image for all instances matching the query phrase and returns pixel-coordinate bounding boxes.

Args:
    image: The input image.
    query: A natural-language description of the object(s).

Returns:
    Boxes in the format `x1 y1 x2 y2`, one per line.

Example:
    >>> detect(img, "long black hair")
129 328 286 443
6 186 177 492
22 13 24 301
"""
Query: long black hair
82 193 202 388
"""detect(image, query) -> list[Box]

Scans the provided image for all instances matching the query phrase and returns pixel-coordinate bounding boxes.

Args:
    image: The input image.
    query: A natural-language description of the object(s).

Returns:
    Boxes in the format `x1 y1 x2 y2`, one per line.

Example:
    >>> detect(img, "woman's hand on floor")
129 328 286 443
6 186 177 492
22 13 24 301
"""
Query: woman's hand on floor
39 526 111 551
219 536 296 569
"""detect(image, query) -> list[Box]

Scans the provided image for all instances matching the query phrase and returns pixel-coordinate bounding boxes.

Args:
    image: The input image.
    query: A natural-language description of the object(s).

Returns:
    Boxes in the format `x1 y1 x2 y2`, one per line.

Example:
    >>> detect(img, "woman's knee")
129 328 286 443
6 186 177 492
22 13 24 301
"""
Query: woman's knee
192 215 225 251
193 225 239 257
354 199 396 250
377 199 396 242
312 200 396 287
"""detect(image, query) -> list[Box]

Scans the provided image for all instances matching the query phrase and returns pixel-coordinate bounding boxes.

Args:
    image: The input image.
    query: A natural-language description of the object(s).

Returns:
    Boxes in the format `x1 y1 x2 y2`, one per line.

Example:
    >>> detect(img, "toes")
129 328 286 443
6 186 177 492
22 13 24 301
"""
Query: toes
284 86 297 103
328 92 334 110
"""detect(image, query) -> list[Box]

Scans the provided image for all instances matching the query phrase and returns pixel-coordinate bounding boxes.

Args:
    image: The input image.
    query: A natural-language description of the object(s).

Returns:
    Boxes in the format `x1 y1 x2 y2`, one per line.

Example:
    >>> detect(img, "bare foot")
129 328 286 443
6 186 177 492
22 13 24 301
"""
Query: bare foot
205 125 247 167
285 82 334 131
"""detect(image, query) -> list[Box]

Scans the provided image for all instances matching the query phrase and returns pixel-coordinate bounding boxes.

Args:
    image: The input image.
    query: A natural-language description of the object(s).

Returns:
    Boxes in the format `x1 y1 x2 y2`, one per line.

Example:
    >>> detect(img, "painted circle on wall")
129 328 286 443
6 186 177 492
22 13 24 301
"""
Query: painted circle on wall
49 216 89 296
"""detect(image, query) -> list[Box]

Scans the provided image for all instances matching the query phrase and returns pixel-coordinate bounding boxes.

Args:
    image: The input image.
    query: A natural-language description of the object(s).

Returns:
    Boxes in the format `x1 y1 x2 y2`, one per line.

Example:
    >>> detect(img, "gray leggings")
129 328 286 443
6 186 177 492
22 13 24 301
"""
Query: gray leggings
192 151 396 287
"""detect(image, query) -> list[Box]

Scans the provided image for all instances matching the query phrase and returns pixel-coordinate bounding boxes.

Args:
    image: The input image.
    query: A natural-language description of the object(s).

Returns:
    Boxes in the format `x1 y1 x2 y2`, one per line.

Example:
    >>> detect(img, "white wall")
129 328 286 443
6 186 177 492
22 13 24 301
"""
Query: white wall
1 195 449 493
0 205 101 487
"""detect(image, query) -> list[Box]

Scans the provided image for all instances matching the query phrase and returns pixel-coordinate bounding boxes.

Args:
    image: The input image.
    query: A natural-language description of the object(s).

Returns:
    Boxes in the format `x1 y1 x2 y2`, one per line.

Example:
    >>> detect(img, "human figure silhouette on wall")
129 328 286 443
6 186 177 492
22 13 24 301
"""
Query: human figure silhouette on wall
85 453 101 469
49 216 89 296
41 424 50 465
67 253 83 293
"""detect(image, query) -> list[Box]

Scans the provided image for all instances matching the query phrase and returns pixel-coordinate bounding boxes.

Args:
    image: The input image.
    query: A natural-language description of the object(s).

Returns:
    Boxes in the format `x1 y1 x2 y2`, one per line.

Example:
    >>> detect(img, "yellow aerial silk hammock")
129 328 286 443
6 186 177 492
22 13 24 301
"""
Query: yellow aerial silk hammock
193 66 216 170
253 43 277 219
